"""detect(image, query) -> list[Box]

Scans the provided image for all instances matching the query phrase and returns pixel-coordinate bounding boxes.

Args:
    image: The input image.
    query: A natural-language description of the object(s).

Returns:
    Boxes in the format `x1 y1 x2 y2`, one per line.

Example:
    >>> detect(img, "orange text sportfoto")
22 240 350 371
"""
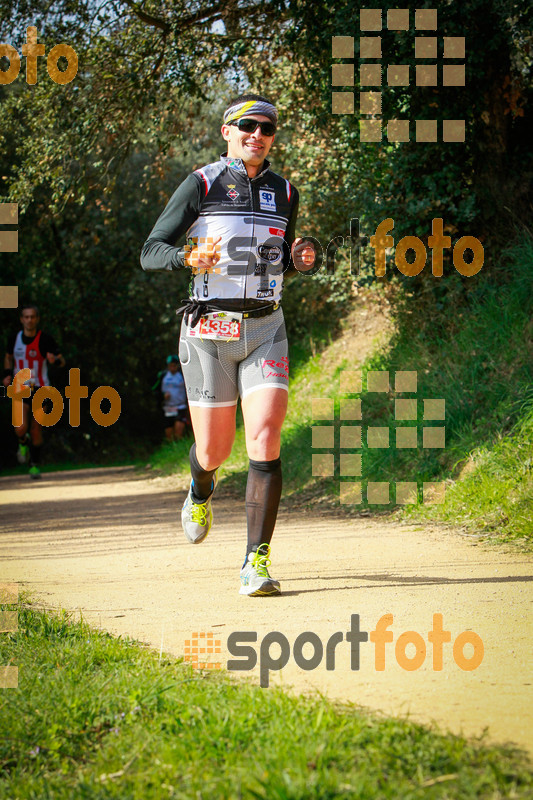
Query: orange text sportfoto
7 369 121 427
0 27 78 85
370 217 484 277
227 613 484 687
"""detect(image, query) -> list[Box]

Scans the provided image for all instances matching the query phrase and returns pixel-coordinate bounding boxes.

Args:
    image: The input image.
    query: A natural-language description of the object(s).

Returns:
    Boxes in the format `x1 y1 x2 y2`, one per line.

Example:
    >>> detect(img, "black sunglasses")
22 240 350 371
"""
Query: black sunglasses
229 118 277 136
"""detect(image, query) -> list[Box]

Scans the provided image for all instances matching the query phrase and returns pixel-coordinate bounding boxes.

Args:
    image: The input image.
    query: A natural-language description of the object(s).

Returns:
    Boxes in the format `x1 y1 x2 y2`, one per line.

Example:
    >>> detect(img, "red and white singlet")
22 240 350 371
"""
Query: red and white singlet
13 330 49 388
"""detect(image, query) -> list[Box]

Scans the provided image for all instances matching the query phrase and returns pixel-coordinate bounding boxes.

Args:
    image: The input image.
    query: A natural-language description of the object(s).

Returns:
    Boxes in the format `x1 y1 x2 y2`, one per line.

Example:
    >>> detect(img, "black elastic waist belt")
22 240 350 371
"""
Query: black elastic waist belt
176 299 280 327
242 303 279 319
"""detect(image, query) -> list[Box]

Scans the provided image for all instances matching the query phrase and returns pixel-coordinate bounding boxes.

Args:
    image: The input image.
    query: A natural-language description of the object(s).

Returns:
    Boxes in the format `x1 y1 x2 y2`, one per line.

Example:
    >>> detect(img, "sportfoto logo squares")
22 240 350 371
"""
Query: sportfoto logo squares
0 583 19 689
311 369 446 505
183 631 222 670
0 202 19 311
332 8 465 142
0 202 18 255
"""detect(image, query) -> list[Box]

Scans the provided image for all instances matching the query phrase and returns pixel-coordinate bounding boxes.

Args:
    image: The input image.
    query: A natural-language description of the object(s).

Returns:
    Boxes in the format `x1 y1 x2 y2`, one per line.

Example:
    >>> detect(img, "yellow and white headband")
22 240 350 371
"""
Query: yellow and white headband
223 100 278 125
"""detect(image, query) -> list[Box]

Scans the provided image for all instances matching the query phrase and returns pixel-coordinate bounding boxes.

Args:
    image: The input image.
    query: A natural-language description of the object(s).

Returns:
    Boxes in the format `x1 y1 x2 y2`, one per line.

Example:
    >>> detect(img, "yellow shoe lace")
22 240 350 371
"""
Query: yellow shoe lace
190 500 209 526
252 545 272 578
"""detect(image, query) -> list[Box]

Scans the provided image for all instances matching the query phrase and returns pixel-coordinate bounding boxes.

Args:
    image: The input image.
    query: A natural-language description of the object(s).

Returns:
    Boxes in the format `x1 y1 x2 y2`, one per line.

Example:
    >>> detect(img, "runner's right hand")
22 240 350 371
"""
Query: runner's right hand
185 235 222 272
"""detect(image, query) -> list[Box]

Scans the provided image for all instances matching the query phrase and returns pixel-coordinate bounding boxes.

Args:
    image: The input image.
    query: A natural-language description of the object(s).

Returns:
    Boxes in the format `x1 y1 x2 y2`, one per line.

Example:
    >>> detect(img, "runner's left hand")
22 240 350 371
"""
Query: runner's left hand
46 352 63 365
292 238 316 271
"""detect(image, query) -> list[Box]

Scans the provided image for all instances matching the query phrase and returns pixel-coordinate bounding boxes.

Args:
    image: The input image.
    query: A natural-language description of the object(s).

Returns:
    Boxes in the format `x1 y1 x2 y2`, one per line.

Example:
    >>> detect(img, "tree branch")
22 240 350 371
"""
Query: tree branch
122 0 170 32
122 0 281 36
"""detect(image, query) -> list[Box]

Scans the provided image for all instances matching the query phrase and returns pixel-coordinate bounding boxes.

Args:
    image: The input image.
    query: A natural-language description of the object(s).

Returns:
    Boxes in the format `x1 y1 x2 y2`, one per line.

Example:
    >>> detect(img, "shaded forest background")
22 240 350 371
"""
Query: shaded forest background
0 0 532 469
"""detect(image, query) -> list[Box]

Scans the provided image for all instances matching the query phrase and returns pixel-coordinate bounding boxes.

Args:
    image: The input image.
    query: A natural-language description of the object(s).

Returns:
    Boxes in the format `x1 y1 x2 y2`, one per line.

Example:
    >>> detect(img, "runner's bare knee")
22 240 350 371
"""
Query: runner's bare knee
246 424 282 461
195 444 233 470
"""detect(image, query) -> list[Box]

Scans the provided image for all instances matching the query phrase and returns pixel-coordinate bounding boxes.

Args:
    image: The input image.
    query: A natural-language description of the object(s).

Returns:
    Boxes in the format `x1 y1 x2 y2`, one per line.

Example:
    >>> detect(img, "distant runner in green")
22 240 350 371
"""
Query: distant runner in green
3 304 65 479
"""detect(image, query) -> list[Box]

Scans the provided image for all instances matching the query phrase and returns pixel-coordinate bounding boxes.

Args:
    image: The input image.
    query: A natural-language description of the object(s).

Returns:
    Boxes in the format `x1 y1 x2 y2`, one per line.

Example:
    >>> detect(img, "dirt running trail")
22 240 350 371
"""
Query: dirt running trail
1 466 532 754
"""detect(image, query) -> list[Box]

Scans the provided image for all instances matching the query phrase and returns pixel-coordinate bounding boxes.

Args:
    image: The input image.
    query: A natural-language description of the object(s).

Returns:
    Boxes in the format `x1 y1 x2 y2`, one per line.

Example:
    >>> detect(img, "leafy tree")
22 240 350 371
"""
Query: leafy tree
1 0 531 464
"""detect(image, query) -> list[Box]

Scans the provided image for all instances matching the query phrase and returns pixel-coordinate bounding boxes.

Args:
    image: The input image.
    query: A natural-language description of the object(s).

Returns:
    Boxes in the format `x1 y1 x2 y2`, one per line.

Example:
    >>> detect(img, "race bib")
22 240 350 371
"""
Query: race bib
187 311 242 341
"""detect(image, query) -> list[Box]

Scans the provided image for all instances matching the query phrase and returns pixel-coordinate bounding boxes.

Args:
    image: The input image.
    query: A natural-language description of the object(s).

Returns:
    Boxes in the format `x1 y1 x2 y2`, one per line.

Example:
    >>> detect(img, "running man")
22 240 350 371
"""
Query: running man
3 304 65 479
141 93 316 595
159 355 191 441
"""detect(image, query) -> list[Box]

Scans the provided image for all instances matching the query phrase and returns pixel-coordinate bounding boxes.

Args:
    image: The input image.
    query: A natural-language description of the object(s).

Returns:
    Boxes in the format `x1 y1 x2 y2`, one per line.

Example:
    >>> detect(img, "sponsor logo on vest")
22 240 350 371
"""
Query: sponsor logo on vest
257 244 282 263
259 189 276 212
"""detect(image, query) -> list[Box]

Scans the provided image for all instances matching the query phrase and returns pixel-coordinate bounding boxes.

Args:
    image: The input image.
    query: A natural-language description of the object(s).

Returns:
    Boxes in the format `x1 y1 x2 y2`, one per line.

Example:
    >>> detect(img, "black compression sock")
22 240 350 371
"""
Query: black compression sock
189 443 218 503
29 443 42 465
244 457 282 567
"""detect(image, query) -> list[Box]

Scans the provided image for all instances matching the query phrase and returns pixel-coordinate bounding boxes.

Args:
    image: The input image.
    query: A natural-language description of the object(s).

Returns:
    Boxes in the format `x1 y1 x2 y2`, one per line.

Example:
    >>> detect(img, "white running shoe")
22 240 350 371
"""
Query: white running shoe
239 545 281 596
181 473 218 544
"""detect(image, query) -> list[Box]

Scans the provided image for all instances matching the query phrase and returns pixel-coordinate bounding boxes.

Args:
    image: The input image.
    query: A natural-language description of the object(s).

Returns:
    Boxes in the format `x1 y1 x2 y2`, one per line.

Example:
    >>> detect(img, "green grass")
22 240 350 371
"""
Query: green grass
407 403 533 541
1 457 144 478
1 603 532 799
385 237 533 542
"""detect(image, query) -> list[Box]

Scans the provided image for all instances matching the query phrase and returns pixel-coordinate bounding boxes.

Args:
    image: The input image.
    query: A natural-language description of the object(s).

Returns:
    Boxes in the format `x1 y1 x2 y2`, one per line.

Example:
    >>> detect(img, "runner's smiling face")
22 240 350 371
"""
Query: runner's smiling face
221 114 276 168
